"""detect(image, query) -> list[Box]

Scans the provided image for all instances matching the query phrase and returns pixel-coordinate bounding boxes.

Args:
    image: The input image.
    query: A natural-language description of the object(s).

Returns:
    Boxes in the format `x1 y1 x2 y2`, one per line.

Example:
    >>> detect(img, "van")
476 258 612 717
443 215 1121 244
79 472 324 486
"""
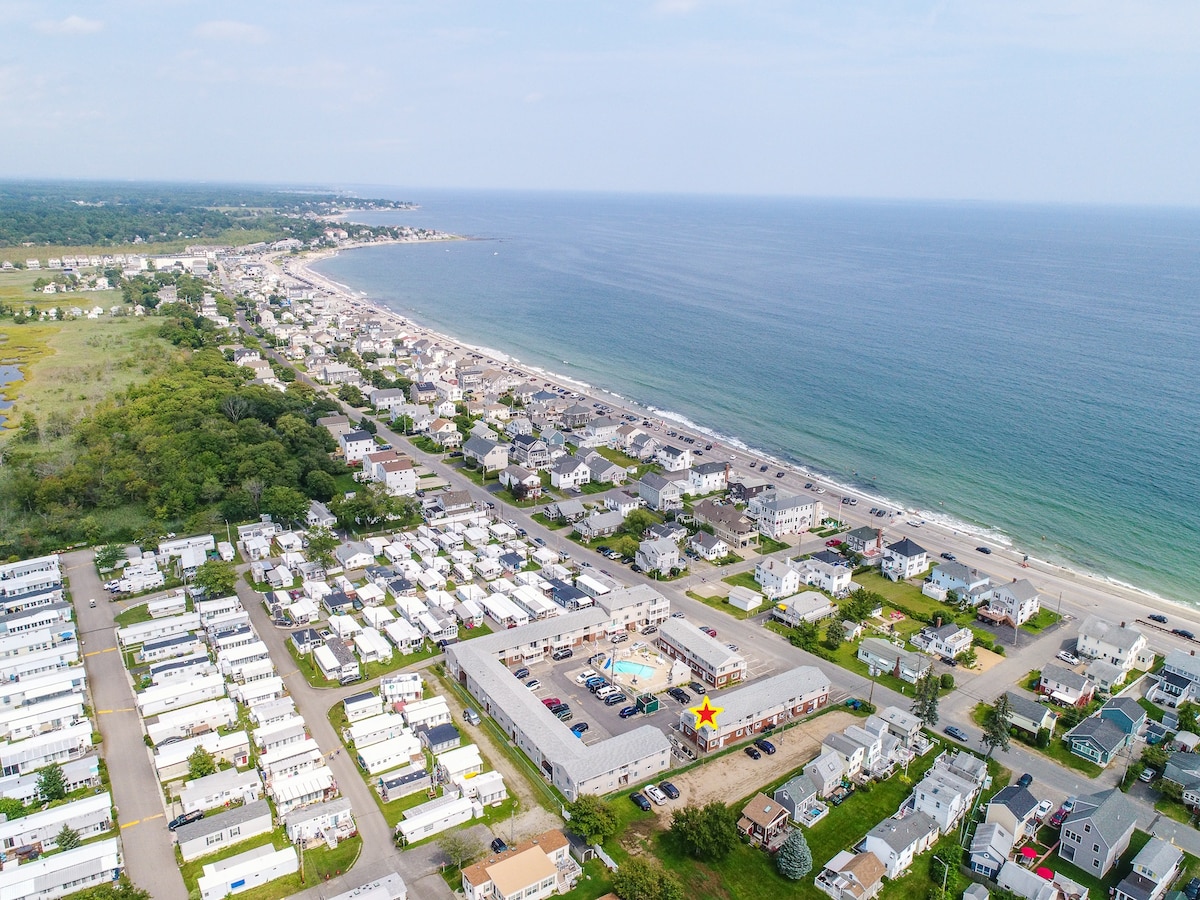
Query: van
463 708 481 726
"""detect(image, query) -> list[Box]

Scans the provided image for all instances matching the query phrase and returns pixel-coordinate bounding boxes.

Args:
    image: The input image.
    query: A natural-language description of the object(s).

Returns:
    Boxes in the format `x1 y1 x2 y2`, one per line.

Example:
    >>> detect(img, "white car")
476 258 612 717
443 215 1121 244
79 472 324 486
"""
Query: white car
644 785 669 806
525 679 541 691
1034 799 1052 821
1056 650 1080 666
575 669 598 685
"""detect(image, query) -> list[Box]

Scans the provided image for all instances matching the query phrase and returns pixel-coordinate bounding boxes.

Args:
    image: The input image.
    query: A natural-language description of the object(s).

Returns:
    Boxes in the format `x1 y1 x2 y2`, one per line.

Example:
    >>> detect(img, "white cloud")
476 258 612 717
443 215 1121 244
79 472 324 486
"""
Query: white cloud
193 20 269 44
34 14 102 35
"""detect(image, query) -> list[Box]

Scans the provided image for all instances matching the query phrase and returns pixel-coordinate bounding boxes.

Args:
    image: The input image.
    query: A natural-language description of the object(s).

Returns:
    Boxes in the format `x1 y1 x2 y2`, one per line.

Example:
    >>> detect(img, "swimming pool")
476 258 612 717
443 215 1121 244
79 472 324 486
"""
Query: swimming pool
613 660 656 678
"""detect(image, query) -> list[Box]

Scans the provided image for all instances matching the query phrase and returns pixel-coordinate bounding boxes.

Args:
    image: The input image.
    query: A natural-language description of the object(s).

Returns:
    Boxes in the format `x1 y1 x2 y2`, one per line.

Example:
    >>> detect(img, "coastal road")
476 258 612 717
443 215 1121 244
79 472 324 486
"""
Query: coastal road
67 550 189 900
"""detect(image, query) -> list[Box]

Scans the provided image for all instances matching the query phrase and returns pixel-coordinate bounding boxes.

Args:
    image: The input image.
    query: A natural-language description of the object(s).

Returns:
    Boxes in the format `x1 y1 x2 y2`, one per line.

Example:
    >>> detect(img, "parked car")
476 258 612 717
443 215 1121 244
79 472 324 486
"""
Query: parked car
976 546 993 554
940 552 956 561
1035 799 1053 821
670 612 686 619
754 738 776 755
534 537 546 546
642 624 658 635
513 667 530 679
726 642 739 652
700 626 717 637
1149 614 1168 623
1049 807 1070 827
688 681 707 695
611 633 629 643
944 726 970 742
168 810 203 831
660 781 680 800
541 697 562 708
490 838 509 854
825 539 843 547
1139 767 1156 783
525 679 541 691
645 785 669 805
630 792 652 812
667 688 691 703
570 722 590 736
604 693 628 706
1017 773 1033 789
619 706 639 718
744 746 762 759
576 669 599 684
551 647 574 660
1056 650 1080 665
1173 629 1196 640
1183 878 1200 900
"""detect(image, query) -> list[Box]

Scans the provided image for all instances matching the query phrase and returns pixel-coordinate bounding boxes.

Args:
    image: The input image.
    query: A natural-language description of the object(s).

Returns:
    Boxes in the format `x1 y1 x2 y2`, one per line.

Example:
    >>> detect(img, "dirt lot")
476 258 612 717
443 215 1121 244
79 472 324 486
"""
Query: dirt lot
646 709 858 822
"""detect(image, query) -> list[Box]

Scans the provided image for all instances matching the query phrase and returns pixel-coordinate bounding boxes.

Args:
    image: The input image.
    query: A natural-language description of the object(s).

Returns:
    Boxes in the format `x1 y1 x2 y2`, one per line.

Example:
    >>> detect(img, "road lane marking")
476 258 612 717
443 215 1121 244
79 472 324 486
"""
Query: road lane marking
120 819 140 829
97 708 134 714
83 647 117 657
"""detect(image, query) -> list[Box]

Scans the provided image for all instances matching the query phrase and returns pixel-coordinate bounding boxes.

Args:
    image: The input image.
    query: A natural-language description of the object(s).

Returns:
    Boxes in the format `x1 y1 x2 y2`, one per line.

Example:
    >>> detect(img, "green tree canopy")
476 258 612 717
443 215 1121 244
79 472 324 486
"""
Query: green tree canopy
56 824 81 851
982 693 1013 757
188 746 216 780
613 856 683 900
669 802 738 861
37 763 67 801
911 670 940 727
193 559 237 598
565 794 619 844
775 828 813 880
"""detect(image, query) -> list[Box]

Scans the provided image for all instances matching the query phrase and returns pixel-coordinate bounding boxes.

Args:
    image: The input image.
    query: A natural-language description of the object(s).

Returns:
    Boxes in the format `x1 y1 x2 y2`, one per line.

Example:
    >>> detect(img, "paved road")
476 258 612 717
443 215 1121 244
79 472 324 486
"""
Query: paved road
67 550 189 900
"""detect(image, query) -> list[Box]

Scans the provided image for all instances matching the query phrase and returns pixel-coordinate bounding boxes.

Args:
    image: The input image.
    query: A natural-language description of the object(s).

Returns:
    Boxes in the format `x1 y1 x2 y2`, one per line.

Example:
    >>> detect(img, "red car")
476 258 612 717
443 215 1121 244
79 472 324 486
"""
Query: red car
825 539 843 547
541 697 562 708
1049 807 1069 828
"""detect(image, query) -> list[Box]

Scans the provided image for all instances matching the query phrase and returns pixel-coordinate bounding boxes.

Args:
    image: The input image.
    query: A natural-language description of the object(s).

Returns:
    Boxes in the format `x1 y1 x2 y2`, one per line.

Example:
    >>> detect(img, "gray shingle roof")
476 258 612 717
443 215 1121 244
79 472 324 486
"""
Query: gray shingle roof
1065 790 1140 846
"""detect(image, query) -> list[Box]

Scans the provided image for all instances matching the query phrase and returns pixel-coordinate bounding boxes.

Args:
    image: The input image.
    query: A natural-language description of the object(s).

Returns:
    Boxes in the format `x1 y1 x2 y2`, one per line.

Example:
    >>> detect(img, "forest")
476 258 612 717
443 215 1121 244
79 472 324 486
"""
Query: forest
0 181 414 248
0 328 351 559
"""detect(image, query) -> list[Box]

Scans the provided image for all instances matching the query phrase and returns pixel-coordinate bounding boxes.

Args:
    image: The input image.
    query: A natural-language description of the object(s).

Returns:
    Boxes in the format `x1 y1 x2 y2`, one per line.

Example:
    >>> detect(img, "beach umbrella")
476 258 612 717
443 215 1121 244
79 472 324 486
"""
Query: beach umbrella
1036 867 1054 880
1021 847 1038 859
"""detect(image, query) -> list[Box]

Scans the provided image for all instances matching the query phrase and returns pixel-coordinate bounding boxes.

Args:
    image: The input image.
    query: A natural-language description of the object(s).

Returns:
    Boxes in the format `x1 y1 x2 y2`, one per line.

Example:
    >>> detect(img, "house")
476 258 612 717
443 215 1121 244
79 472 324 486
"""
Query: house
771 591 837 627
881 538 928 582
1075 616 1153 674
689 531 730 561
335 540 376 571
657 445 691 471
1039 664 1096 707
727 585 763 612
419 723 462 755
748 493 821 538
637 472 686 511
857 637 932 684
463 436 509 473
284 796 356 845
461 829 578 900
1154 650 1200 706
986 785 1041 841
584 454 626 485
340 429 376 464
545 499 587 522
509 435 552 470
0 838 123 900
196 844 299 900
927 561 992 599
911 622 974 661
687 461 730 495
692 499 756 548
772 773 819 824
1058 790 1139 876
428 419 462 448
635 538 682 576
970 822 1015 880
981 579 1041 627
307 501 337 528
805 750 847 799
755 558 800 600
737 793 791 850
816 851 886 900
860 811 939 878
365 453 417 496
680 665 830 751
911 759 977 831
1114 837 1183 900
1161 752 1200 806
499 465 543 499
794 555 853 597
1064 717 1130 767
844 526 884 557
574 511 626 542
1086 659 1130 693
562 403 592 428
550 456 591 490
997 862 1091 900
1099 697 1148 737
175 800 273 862
1004 691 1057 736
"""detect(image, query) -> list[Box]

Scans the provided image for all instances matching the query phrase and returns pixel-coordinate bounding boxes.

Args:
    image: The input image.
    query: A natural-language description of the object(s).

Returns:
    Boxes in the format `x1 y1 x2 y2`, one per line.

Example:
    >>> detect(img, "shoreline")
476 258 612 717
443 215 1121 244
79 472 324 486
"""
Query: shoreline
290 242 1197 629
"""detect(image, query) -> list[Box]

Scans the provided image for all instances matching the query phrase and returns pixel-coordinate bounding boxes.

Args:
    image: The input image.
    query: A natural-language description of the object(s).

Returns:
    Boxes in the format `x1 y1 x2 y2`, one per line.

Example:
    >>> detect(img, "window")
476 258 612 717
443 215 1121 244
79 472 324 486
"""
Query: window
1093 844 1100 853
1093 860 1101 870
1084 824 1091 833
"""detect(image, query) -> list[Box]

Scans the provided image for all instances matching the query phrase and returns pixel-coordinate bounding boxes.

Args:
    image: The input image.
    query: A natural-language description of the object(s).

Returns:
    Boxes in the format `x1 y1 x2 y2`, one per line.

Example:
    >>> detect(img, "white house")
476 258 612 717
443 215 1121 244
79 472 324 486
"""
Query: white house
911 622 974 660
635 538 682 576
340 429 376 464
749 493 821 538
755 557 800 600
881 538 928 582
982 579 1041 627
1075 616 1152 673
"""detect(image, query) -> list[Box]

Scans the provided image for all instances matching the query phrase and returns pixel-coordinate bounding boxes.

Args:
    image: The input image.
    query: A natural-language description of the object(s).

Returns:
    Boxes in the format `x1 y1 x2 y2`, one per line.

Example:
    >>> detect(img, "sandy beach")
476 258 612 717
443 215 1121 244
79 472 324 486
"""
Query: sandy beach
284 244 1200 646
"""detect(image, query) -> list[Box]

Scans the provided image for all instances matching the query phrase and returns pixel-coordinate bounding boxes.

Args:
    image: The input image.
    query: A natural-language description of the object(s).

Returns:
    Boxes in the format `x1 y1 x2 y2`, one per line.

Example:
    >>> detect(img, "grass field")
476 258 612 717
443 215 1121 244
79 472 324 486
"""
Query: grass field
0 316 175 431
178 828 362 900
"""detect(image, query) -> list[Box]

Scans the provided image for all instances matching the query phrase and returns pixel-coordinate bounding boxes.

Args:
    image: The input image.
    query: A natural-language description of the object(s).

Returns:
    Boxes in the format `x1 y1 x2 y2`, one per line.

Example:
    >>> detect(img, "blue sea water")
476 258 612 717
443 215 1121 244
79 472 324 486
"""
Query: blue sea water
317 192 1200 606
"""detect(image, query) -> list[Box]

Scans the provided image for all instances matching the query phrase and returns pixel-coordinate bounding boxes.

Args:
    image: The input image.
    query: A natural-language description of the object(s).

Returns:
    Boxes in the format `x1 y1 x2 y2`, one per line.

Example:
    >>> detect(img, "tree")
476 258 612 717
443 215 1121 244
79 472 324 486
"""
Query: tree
613 856 683 900
193 559 237 597
188 746 216 780
775 828 813 880
56 824 81 851
305 469 337 502
1177 702 1198 735
824 620 844 652
95 543 126 571
911 670 940 727
0 798 25 822
37 763 67 801
261 485 309 526
981 693 1013 757
306 526 338 569
959 648 978 669
338 384 367 407
437 831 482 870
565 794 619 844
69 876 150 900
669 802 738 861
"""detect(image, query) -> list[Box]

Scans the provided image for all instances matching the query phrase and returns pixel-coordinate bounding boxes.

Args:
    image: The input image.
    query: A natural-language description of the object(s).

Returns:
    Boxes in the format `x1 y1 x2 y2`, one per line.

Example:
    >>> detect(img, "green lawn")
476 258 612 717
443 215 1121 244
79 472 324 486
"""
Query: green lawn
1023 608 1063 633
1139 698 1166 723
593 446 641 469
757 535 791 554
179 829 362 900
685 590 758 620
459 621 495 641
531 512 570 530
721 571 761 592
113 603 153 627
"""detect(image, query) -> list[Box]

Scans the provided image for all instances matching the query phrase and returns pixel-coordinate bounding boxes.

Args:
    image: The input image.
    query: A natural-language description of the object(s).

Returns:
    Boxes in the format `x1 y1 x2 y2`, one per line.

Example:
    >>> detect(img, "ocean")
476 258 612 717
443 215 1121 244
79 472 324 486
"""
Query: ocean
315 192 1200 606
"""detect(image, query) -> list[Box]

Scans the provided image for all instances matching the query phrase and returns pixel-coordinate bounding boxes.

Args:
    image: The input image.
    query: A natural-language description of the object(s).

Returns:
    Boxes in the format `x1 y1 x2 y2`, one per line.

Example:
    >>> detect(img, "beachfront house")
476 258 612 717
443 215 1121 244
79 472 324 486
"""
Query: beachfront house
881 538 928 582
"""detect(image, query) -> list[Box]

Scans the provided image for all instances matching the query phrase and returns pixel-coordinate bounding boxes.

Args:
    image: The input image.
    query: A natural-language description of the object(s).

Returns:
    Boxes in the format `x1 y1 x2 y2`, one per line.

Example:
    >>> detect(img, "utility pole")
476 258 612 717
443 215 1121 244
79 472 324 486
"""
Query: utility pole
933 855 949 893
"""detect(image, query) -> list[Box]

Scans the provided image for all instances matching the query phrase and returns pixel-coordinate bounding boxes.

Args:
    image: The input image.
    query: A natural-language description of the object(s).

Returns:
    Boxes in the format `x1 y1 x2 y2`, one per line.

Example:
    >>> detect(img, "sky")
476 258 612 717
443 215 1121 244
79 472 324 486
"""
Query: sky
3 1 1199 204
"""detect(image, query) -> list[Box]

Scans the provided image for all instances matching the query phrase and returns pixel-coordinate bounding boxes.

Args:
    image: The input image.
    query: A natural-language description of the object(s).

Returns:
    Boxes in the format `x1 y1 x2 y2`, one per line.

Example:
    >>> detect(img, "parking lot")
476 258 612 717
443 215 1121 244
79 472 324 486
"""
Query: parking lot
503 642 701 751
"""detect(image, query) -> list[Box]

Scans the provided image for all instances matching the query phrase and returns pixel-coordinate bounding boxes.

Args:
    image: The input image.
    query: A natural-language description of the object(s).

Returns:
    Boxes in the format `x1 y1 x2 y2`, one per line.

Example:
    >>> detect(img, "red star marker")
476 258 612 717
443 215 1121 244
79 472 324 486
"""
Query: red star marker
689 695 724 730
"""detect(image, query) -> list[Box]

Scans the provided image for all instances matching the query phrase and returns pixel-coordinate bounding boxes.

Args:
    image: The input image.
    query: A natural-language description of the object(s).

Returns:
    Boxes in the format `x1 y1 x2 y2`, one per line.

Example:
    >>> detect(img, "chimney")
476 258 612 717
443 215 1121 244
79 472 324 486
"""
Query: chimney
935 616 943 628
1120 622 1126 628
